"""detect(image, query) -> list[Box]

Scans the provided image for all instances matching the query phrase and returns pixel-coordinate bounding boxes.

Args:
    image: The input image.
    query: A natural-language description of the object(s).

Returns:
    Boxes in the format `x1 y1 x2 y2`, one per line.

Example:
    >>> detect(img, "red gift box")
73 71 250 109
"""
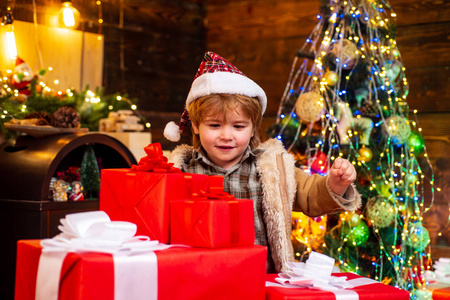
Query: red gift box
170 175 254 248
170 197 255 248
100 170 209 244
265 273 410 300
15 240 267 300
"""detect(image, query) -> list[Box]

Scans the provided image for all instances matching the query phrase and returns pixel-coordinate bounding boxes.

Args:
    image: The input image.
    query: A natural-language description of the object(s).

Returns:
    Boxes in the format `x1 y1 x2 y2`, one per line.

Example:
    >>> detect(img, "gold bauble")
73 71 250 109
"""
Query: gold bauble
295 91 325 123
357 147 373 162
331 39 359 70
324 70 339 86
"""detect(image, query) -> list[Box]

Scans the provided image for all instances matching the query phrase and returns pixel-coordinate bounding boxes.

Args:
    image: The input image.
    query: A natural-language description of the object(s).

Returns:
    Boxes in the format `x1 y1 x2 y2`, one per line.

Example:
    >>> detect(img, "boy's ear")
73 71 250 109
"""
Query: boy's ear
192 123 200 135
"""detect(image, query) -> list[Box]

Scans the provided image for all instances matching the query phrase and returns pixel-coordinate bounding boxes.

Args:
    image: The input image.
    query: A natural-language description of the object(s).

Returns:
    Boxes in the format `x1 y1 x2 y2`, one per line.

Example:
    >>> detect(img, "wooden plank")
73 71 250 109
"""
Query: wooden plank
397 22 450 69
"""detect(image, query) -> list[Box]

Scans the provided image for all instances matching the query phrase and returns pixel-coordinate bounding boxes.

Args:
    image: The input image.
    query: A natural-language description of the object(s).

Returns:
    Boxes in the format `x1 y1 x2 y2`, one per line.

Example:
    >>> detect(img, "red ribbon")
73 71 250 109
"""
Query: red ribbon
131 143 181 173
191 175 234 201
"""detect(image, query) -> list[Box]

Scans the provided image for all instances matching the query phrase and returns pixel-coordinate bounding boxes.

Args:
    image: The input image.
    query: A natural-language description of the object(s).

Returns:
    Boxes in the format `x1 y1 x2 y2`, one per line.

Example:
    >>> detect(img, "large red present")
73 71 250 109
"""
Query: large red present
265 273 410 300
170 176 255 248
15 240 267 300
100 143 209 244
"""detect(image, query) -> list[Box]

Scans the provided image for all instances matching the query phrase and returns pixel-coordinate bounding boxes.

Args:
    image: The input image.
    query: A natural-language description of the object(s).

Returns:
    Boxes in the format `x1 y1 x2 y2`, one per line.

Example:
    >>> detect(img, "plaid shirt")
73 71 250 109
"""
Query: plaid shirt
181 146 275 272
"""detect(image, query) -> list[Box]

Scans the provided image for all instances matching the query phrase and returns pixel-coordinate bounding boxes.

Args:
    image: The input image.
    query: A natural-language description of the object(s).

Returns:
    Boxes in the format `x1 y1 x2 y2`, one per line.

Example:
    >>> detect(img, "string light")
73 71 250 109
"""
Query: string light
3 9 17 60
58 0 81 29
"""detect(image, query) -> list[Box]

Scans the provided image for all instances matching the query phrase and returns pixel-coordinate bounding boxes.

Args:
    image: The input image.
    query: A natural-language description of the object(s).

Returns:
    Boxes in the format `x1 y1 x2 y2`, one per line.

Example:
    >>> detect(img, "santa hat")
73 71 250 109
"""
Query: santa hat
15 57 25 66
164 51 267 142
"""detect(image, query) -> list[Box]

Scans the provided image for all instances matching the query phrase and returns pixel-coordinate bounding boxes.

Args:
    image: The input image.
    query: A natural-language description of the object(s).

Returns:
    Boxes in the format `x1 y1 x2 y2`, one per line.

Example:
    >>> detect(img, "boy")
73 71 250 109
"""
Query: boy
164 52 361 273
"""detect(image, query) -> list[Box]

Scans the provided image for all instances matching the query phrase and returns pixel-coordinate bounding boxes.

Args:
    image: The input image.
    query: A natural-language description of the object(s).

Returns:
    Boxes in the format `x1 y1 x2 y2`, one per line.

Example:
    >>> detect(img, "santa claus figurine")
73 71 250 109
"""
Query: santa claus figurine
11 57 35 96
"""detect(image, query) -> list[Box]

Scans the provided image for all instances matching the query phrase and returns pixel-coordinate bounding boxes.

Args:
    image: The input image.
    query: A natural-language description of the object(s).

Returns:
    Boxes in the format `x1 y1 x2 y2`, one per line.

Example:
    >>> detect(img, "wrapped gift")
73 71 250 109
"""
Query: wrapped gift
170 176 255 248
265 251 410 299
265 273 410 300
100 143 209 243
15 211 267 300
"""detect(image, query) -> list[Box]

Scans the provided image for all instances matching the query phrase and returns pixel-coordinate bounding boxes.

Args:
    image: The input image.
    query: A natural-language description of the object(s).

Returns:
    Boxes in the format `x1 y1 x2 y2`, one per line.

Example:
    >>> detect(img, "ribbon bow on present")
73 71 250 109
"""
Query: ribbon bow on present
132 143 180 173
41 210 169 254
37 211 172 300
272 252 377 291
192 175 234 201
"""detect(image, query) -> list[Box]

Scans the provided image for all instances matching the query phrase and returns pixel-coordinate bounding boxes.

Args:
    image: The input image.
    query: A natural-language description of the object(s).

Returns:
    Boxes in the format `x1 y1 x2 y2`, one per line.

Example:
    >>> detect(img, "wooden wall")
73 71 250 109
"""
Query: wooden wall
3 0 449 252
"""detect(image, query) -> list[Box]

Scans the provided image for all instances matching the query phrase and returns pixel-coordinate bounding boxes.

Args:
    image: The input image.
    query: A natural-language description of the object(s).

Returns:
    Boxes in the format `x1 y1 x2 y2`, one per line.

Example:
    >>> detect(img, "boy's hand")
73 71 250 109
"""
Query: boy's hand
328 157 357 196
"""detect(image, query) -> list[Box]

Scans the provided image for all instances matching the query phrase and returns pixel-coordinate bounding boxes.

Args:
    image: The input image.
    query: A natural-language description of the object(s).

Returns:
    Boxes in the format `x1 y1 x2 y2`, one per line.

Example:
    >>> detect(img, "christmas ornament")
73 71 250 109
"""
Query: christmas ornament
342 217 369 246
291 211 327 249
52 179 68 202
378 183 393 200
295 91 325 123
324 70 339 86
358 146 373 162
310 150 329 174
365 196 395 228
331 39 359 70
11 57 35 96
334 103 374 145
69 181 84 201
385 60 402 83
408 131 425 157
405 223 430 252
53 106 81 128
341 211 362 227
384 115 411 145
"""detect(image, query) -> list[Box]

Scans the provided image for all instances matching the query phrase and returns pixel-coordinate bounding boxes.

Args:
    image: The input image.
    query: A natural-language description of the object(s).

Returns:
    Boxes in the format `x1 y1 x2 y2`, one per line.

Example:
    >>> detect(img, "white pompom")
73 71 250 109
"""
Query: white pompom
163 121 181 142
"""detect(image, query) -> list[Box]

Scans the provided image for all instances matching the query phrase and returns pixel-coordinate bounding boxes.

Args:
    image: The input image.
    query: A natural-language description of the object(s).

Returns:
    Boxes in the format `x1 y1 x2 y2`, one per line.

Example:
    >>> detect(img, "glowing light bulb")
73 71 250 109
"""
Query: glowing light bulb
3 12 17 60
59 1 81 29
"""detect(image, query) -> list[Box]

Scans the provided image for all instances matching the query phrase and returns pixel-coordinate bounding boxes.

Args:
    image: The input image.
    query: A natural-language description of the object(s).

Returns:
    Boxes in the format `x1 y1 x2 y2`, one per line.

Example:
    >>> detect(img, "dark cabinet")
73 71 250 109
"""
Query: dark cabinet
0 132 136 300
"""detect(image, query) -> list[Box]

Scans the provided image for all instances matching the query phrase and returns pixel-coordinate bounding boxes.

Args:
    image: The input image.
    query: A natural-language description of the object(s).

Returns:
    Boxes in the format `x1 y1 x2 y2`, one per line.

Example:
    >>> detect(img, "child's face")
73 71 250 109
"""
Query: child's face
192 107 254 170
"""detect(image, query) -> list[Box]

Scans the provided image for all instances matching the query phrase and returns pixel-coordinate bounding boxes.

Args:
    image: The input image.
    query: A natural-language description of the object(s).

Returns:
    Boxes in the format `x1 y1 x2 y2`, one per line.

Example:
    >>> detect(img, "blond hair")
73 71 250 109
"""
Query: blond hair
188 94 263 149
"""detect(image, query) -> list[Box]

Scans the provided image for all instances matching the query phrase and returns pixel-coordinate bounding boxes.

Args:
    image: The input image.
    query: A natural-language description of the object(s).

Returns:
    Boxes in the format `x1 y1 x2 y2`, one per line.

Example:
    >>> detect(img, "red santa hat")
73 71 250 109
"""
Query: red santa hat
15 57 26 66
164 51 267 142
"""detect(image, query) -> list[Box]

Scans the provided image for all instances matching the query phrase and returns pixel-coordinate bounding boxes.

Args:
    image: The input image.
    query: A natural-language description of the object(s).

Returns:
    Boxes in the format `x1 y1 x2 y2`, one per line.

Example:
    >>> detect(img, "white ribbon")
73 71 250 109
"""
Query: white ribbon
272 252 378 292
425 257 450 284
35 211 170 300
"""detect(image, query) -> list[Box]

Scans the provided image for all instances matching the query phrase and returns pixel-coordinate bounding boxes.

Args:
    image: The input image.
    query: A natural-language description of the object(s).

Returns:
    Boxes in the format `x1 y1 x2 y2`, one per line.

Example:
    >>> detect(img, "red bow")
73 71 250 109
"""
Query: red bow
131 143 181 173
192 175 234 200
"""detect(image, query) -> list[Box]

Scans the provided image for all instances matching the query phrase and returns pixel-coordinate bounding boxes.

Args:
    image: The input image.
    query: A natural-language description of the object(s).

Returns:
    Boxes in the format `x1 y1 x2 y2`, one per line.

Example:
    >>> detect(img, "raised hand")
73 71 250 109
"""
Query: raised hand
328 157 357 196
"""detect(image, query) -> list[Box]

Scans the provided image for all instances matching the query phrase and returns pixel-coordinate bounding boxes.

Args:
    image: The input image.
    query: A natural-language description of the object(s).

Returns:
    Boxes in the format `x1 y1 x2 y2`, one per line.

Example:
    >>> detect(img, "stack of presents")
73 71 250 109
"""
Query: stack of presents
15 143 417 299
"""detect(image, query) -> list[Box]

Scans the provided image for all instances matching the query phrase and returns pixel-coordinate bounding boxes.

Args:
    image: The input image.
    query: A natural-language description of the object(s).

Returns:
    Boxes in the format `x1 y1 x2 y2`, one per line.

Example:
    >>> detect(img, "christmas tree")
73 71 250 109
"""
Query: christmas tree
268 0 436 297
80 144 101 199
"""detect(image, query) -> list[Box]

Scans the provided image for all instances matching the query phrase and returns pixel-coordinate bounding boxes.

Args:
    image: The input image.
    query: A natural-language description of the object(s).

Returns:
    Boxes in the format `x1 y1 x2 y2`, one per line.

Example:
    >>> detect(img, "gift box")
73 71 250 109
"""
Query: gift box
170 176 255 248
170 198 254 248
15 240 267 300
100 143 209 244
265 273 410 300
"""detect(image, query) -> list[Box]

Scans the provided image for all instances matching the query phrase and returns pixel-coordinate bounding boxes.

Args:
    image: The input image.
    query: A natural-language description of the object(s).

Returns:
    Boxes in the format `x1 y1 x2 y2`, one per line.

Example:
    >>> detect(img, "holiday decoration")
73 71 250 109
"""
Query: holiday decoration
0 67 147 138
11 57 34 96
406 222 430 252
334 102 374 145
80 145 100 199
291 211 327 251
408 131 425 157
358 146 373 162
52 106 81 128
269 0 440 295
324 70 339 86
331 39 359 70
52 179 68 202
99 110 144 132
384 115 411 145
68 181 84 201
365 196 395 228
295 91 325 123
